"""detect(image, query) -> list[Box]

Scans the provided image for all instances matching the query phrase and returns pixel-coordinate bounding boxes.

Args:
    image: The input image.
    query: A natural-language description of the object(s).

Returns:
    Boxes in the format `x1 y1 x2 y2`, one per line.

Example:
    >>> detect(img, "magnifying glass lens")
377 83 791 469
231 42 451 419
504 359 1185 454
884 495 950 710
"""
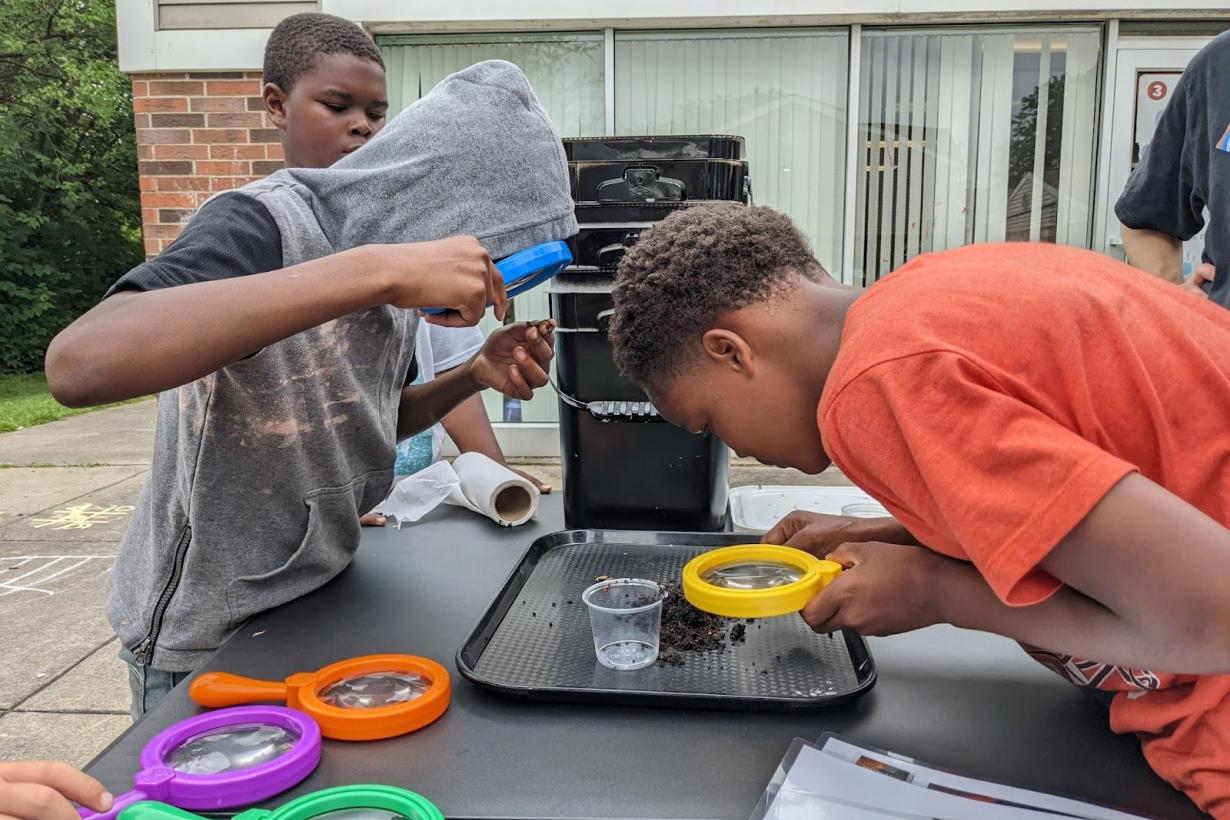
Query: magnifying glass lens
319 671 430 709
309 811 409 819
701 561 804 590
166 722 300 774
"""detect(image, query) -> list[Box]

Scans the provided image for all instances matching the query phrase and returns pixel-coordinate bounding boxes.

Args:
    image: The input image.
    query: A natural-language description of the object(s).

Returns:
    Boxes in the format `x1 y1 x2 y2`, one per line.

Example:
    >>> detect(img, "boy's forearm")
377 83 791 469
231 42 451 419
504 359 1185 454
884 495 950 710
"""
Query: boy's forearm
439 392 505 461
397 363 483 441
857 517 921 546
1120 225 1184 284
46 246 393 407
931 558 1215 674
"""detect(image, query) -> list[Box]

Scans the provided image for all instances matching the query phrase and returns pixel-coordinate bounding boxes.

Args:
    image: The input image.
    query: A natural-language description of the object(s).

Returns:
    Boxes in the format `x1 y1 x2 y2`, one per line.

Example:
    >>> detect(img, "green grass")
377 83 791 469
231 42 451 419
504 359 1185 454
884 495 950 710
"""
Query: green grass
0 373 143 433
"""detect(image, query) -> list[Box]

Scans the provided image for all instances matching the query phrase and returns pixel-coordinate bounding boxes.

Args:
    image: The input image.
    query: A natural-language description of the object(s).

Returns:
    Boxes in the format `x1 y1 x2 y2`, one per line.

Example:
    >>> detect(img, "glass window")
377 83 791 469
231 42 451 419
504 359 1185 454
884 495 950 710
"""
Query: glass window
854 27 1102 285
380 33 606 137
379 33 606 424
614 29 850 273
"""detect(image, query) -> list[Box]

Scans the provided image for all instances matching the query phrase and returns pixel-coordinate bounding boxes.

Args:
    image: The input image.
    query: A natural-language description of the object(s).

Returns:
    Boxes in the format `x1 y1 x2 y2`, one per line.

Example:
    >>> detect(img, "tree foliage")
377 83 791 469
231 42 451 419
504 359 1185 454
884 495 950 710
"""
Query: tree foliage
0 0 143 373
1008 74 1067 192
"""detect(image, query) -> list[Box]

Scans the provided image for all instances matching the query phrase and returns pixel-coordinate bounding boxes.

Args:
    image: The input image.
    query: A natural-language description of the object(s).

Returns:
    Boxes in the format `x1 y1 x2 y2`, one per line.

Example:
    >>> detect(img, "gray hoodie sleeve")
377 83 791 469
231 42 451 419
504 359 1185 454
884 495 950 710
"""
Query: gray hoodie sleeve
248 59 578 266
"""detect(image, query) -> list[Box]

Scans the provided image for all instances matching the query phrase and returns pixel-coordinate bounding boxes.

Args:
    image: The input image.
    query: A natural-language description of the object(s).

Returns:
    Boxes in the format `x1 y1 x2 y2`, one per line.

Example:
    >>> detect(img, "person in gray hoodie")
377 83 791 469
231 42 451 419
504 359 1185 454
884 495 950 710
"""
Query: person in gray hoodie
44 60 578 717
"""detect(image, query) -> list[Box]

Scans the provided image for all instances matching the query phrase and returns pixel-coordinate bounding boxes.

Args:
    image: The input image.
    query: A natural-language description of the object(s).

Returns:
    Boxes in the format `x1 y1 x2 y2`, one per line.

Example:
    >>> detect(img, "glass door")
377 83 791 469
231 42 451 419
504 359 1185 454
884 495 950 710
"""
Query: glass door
1100 39 1208 275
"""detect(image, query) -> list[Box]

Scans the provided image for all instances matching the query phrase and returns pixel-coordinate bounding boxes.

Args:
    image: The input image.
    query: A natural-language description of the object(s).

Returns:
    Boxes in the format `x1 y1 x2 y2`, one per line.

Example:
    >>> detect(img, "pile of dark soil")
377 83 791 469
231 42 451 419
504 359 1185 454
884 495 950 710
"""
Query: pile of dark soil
657 582 746 667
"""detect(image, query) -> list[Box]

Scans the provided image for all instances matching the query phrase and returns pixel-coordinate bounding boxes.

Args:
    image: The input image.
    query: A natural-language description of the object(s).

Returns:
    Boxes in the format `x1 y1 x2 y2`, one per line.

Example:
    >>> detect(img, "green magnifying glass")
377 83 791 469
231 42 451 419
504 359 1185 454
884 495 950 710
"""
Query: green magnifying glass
117 784 444 820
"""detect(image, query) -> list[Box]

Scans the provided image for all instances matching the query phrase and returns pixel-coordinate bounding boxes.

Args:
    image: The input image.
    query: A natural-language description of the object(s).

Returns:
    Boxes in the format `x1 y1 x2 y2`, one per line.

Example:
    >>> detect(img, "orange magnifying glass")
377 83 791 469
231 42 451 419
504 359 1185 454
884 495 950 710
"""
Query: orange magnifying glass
189 655 451 742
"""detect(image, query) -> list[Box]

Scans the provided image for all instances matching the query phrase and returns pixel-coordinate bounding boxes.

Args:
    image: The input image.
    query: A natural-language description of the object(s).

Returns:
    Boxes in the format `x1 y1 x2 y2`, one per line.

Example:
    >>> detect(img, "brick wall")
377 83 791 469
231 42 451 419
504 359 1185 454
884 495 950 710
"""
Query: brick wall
132 71 284 257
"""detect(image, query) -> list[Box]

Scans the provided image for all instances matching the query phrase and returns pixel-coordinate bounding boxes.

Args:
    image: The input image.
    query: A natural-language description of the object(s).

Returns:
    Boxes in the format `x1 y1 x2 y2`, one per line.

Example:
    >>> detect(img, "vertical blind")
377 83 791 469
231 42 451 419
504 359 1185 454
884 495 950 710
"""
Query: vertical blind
380 33 605 134
614 29 850 272
854 28 1101 285
380 34 606 424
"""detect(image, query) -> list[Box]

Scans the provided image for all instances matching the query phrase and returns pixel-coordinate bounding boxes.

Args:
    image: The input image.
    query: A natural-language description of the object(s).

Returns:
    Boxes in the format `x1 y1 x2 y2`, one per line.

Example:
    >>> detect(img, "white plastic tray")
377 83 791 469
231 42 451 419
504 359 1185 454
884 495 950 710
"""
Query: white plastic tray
729 485 889 534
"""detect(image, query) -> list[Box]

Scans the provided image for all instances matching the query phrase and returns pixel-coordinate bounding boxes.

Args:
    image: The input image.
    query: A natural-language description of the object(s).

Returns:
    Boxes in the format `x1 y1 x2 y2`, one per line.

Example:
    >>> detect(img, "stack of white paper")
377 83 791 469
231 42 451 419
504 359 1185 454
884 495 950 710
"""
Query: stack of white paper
750 735 1147 820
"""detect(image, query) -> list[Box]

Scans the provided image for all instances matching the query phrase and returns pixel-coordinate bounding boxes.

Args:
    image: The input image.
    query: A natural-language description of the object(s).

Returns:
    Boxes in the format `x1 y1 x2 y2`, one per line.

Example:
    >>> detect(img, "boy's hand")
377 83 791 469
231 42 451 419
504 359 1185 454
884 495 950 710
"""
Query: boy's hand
381 236 509 326
800 541 949 636
468 320 555 401
509 466 552 494
0 760 112 819
765 510 871 554
1181 262 1214 298
764 510 917 555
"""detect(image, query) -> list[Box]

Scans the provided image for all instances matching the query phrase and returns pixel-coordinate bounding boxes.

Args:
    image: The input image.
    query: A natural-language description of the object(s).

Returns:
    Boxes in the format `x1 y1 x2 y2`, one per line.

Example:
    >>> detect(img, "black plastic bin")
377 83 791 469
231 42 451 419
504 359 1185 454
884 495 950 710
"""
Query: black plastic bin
559 403 729 531
551 270 729 531
569 159 749 203
549 134 743 532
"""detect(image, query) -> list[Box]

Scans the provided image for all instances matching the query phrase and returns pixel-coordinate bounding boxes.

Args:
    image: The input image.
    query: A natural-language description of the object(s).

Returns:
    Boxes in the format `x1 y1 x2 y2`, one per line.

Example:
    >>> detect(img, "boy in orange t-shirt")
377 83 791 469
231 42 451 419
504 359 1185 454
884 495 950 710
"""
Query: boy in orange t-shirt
608 204 1230 816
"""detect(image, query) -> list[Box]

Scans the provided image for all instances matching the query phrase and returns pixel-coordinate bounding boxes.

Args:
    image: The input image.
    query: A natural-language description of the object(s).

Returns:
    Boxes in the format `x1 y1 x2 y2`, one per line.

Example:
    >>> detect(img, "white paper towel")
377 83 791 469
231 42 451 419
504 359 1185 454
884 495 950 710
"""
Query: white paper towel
373 452 539 528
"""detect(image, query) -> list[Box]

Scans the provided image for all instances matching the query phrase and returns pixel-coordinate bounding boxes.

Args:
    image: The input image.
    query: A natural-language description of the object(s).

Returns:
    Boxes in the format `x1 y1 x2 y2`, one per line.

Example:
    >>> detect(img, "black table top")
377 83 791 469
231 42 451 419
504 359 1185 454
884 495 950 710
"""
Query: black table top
87 495 1202 819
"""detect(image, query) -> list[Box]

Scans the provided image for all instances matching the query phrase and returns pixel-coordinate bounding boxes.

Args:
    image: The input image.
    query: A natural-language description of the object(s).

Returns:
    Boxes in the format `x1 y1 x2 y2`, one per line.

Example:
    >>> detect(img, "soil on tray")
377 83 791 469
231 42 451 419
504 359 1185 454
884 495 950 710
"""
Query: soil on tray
656 582 746 668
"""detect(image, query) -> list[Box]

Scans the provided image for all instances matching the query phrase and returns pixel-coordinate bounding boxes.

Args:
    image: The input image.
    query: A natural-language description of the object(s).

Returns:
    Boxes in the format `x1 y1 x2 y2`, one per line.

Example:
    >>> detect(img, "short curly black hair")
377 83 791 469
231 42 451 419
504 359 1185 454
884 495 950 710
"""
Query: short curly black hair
610 204 825 388
263 13 385 93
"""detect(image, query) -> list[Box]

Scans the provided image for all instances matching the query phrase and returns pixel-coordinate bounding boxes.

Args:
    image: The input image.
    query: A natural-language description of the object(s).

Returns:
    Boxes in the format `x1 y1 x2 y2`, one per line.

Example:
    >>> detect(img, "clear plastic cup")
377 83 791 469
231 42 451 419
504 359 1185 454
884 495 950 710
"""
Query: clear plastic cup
581 578 663 671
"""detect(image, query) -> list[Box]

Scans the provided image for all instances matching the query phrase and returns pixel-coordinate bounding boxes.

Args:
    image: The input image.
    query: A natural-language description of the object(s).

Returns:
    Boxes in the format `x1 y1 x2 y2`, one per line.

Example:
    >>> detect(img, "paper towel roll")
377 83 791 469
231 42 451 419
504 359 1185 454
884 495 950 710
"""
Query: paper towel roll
373 453 539 528
447 452 539 527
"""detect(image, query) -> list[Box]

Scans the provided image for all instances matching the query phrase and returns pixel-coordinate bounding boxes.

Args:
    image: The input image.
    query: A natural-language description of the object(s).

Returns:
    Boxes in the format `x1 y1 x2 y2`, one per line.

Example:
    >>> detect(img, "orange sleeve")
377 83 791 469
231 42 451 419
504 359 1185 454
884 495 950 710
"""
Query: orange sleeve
821 351 1136 605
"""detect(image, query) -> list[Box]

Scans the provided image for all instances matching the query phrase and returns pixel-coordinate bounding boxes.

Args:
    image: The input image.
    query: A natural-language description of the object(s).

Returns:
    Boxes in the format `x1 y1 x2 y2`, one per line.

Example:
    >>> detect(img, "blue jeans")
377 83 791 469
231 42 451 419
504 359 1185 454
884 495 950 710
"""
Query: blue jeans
119 646 190 721
396 427 434 477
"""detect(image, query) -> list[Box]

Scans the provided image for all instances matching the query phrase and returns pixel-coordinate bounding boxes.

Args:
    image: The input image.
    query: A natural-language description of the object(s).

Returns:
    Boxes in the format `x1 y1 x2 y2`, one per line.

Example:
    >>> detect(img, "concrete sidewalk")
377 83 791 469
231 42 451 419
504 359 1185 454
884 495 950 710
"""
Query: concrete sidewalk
0 400 155 767
0 399 849 766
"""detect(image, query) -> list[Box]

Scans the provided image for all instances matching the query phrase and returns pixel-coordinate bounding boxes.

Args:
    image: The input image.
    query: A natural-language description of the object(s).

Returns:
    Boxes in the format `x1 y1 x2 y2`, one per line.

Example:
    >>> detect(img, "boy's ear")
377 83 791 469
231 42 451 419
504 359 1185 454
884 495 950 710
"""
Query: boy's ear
701 329 756 378
263 82 291 130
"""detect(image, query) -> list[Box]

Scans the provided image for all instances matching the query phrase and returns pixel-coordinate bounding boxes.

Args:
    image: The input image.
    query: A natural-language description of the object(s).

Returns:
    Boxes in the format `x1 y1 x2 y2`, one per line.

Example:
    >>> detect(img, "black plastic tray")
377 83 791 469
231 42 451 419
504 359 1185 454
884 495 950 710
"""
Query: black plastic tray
456 530 877 710
550 269 615 330
573 201 705 224
569 224 643 270
563 135 744 161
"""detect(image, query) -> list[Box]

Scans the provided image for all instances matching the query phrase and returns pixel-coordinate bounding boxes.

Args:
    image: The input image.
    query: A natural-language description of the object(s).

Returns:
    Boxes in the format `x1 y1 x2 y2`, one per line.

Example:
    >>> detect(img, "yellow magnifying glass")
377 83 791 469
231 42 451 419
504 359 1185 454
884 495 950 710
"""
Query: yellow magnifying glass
681 545 843 618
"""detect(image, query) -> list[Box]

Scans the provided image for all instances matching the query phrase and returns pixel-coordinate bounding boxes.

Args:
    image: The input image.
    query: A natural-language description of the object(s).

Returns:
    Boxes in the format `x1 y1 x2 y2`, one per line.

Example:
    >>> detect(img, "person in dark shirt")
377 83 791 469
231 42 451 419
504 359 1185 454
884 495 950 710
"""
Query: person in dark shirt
1116 31 1230 307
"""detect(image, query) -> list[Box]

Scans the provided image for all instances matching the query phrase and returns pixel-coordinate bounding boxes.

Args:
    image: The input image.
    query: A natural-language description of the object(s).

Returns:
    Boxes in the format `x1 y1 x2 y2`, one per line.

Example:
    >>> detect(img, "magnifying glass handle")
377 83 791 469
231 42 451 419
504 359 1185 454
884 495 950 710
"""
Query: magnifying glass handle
112 800 203 819
78 788 147 820
189 671 289 707
420 240 572 315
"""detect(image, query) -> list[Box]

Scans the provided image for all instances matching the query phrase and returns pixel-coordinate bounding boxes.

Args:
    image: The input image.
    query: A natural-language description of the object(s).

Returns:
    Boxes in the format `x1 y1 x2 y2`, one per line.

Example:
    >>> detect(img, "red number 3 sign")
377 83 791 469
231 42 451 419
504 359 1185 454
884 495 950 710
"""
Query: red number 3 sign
1146 80 1167 101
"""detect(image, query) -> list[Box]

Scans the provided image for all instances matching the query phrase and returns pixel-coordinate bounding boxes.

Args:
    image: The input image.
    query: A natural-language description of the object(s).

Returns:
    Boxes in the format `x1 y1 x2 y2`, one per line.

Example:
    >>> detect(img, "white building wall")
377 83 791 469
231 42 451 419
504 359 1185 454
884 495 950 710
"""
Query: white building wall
118 0 1230 72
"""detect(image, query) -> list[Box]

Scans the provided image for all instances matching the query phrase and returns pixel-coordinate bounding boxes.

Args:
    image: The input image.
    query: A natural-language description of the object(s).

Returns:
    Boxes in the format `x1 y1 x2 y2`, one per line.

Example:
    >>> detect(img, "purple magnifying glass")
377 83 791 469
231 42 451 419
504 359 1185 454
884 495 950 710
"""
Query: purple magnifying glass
79 706 320 820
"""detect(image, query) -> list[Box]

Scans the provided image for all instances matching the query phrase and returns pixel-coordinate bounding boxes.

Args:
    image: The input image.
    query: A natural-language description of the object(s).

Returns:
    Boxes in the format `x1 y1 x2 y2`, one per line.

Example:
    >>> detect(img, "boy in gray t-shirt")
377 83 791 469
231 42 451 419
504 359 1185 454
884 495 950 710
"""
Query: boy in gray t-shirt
45 57 576 718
